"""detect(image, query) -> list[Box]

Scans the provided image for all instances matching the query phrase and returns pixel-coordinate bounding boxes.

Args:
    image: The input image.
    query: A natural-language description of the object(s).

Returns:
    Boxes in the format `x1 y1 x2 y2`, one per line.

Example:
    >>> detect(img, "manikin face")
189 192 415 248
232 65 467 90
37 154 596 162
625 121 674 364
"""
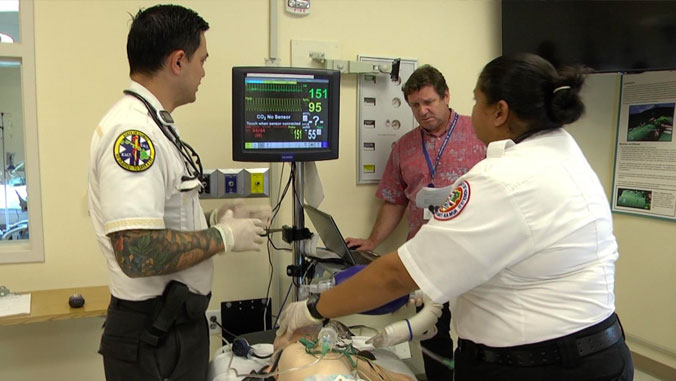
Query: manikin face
406 85 451 134
178 32 208 106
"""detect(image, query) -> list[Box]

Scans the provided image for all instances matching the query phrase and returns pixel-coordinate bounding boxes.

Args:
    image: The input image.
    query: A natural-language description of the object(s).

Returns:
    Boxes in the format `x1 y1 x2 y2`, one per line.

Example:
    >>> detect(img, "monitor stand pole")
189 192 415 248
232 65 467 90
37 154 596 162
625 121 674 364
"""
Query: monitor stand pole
0 113 8 232
291 161 305 301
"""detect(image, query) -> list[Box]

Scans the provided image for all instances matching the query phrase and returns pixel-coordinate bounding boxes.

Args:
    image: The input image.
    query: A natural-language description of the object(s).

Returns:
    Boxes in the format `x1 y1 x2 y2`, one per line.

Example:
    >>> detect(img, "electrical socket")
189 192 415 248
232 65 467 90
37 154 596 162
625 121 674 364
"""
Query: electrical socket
205 309 221 336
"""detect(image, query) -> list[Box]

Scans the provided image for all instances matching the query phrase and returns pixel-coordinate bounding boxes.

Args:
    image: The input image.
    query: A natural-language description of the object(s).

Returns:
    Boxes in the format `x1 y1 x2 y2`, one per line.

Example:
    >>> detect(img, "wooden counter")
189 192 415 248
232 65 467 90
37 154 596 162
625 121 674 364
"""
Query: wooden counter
0 286 110 326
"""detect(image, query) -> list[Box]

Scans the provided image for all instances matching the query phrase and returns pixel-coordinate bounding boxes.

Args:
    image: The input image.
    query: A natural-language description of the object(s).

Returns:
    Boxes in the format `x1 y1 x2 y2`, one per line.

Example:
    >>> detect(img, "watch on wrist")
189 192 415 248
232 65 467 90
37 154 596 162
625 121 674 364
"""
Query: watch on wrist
306 293 324 320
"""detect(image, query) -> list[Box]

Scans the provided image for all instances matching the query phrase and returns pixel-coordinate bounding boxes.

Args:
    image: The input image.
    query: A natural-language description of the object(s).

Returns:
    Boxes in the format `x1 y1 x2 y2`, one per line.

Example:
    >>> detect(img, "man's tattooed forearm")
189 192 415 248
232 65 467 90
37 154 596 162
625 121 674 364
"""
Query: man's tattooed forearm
109 228 224 277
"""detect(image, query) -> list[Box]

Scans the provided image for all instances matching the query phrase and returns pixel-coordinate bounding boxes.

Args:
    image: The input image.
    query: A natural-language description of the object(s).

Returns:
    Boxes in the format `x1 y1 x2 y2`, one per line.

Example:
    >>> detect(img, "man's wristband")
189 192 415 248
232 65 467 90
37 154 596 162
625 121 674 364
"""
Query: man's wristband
306 293 325 320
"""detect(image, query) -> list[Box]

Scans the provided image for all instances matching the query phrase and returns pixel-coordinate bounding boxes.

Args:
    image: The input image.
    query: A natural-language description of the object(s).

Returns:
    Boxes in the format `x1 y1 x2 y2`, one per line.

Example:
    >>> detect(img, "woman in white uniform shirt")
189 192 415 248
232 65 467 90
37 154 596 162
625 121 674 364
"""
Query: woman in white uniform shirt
277 53 633 380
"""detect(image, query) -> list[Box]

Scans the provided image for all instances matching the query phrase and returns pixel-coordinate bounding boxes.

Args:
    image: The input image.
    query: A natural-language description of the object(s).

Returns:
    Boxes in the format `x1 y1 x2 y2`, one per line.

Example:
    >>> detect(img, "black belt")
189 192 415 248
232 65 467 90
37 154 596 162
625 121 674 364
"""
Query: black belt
458 314 624 367
109 281 210 347
110 295 159 314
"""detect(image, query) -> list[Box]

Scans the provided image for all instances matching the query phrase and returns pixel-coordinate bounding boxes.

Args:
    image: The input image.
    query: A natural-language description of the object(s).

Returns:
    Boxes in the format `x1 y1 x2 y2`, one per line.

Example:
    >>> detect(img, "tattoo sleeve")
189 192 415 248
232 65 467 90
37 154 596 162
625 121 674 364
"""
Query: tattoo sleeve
108 228 225 278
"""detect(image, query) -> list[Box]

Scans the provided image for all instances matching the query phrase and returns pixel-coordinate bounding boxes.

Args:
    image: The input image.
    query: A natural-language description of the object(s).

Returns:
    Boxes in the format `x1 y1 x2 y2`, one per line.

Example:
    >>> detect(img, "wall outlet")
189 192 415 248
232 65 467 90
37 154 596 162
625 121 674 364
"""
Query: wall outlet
206 310 221 336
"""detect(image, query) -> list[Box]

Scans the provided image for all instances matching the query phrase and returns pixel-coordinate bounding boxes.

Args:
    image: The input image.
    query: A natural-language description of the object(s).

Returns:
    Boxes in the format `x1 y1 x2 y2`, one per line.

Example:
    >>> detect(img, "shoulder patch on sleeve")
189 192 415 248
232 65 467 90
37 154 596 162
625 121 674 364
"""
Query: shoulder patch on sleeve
434 181 471 221
113 130 155 172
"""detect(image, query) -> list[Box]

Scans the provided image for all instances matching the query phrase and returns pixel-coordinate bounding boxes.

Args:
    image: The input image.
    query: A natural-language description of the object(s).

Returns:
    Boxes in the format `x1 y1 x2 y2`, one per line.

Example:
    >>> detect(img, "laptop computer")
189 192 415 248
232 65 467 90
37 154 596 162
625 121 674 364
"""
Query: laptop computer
304 204 379 266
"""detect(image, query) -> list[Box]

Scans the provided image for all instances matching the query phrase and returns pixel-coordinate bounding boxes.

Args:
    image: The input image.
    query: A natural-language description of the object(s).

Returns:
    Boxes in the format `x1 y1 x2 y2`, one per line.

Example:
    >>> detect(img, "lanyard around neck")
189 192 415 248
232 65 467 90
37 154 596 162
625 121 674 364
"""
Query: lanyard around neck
421 112 459 183
123 90 203 183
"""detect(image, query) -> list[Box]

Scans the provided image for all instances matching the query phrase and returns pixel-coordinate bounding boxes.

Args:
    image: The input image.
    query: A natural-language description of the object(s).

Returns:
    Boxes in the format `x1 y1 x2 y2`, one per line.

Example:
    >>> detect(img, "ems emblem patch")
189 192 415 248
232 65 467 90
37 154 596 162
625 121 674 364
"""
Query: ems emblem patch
434 181 470 221
113 130 155 172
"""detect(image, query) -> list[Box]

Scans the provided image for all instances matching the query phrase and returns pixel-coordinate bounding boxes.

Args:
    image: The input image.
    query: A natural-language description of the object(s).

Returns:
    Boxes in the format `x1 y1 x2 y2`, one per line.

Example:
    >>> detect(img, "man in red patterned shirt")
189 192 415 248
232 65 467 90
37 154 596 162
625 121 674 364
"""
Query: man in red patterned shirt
346 64 485 379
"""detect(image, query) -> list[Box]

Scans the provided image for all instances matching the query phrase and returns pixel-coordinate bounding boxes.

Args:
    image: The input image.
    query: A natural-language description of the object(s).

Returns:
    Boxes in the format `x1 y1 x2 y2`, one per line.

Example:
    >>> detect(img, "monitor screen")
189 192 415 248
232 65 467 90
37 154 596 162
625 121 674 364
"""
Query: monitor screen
232 67 341 162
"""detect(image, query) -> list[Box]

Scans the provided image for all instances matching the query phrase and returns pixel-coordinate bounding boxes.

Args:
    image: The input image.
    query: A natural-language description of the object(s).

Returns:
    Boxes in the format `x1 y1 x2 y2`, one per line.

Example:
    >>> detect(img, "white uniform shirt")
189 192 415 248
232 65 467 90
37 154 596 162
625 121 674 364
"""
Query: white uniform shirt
398 129 617 347
88 81 212 301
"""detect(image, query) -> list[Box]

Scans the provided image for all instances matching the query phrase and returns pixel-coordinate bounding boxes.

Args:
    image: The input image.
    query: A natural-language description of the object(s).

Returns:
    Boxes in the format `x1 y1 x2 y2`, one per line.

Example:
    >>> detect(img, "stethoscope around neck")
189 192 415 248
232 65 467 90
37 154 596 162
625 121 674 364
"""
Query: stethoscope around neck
123 90 204 187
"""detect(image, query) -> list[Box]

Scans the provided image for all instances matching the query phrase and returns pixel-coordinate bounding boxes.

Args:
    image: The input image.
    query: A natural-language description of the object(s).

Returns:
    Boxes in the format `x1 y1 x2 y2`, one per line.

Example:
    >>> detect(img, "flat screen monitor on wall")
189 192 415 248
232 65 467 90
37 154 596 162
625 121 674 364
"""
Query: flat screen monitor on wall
502 0 676 72
232 67 341 162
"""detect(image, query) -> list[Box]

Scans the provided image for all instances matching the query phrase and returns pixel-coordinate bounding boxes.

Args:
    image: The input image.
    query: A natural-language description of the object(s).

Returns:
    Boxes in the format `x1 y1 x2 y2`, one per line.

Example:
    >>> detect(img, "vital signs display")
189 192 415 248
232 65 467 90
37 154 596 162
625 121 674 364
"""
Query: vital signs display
232 67 341 162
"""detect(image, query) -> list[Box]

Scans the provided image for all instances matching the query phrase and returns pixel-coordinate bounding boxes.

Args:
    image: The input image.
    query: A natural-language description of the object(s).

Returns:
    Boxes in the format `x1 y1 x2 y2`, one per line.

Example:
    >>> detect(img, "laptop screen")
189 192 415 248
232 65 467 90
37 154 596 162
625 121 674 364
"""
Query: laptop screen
304 204 356 266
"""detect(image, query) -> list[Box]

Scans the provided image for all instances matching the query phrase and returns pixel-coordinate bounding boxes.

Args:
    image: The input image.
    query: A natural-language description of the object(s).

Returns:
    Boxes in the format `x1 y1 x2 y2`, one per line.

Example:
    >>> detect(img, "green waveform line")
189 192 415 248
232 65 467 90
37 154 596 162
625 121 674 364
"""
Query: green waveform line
245 97 303 112
246 82 303 93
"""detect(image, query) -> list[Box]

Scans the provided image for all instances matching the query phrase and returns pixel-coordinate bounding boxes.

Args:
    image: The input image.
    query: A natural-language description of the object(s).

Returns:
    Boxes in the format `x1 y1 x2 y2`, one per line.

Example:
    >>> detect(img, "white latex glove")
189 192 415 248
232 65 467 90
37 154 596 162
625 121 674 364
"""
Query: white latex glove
213 210 265 253
407 289 424 308
366 293 443 348
415 325 438 342
210 200 272 227
236 203 272 224
275 300 323 339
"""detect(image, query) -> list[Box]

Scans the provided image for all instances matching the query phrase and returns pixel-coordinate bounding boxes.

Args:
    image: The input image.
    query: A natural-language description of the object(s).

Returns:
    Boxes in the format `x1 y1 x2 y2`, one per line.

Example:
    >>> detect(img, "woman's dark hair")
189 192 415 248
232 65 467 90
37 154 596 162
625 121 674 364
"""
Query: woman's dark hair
402 64 449 102
127 4 209 76
477 53 588 133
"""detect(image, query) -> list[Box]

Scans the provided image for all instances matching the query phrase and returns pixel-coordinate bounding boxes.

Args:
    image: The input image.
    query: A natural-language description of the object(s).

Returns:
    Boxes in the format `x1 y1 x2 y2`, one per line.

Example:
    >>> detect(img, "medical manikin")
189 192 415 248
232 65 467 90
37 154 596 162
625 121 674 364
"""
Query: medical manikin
208 267 444 381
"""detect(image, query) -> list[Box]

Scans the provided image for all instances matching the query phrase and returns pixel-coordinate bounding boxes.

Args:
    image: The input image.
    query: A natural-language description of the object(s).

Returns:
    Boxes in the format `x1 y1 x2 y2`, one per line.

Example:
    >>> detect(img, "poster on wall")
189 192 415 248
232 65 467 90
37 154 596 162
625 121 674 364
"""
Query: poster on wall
612 71 676 219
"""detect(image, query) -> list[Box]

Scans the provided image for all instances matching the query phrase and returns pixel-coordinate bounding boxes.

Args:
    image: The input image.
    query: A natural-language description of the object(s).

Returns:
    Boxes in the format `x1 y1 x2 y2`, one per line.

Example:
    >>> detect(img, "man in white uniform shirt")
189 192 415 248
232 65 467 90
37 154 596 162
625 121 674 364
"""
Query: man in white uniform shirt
276 54 633 380
88 5 265 380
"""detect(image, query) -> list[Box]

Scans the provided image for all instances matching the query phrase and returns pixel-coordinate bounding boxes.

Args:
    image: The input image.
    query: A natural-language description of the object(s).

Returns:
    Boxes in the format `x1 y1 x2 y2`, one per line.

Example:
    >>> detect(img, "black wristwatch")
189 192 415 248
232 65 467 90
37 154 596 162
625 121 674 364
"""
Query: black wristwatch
306 293 325 320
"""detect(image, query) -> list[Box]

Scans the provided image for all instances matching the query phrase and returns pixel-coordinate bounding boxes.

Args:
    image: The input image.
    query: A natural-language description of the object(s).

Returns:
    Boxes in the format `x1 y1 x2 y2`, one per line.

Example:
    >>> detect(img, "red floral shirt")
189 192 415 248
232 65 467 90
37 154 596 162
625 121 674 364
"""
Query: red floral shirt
376 109 486 239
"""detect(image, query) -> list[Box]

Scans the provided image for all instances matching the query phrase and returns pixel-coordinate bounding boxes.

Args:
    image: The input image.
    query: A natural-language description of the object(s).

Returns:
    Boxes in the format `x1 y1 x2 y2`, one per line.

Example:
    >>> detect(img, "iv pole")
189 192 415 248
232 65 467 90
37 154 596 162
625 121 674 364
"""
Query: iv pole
0 112 8 232
291 162 305 301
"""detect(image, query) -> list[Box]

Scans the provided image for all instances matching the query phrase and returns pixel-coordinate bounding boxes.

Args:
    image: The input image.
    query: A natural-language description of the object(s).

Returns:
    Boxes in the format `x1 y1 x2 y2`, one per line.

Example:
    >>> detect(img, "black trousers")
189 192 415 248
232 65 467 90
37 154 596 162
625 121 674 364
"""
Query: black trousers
419 301 453 380
99 294 209 381
454 314 634 381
